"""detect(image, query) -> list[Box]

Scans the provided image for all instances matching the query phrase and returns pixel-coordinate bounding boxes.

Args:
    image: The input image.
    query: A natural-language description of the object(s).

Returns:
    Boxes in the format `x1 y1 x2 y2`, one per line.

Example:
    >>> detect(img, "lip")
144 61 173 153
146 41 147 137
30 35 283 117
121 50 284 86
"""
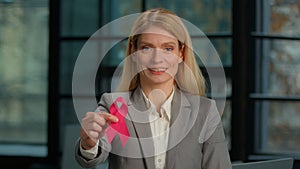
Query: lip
148 68 167 71
147 67 168 75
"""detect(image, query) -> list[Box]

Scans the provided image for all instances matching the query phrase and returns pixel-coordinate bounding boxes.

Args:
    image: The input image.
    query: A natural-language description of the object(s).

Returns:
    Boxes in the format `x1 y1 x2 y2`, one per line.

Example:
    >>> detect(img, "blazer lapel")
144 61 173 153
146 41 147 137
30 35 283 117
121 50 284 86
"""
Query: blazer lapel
125 87 194 169
166 89 192 169
127 88 155 169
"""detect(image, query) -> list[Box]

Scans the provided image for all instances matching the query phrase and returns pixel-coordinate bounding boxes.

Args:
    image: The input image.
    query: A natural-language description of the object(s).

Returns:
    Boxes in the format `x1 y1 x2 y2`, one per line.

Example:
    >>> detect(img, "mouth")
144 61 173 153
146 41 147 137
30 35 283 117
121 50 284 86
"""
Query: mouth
147 67 168 74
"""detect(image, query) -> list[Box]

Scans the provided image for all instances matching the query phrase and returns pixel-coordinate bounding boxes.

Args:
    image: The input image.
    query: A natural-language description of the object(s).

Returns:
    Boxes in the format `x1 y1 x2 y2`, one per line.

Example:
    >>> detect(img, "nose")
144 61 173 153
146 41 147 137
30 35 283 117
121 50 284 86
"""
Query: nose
151 48 163 63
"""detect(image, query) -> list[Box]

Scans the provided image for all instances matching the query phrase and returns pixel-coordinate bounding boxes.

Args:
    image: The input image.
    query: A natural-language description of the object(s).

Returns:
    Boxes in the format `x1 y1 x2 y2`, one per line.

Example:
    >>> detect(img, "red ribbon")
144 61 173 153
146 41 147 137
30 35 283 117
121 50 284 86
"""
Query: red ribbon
105 97 130 147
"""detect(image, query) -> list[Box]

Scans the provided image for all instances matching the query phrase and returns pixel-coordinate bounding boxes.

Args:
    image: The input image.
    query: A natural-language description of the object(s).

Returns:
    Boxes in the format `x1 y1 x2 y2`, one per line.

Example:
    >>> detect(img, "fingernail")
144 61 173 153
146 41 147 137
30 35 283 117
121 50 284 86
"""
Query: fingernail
115 118 119 122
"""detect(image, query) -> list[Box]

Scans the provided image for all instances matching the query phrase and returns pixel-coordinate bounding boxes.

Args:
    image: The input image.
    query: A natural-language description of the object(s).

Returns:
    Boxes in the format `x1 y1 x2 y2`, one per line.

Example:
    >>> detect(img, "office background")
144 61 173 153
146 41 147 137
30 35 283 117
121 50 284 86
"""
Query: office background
0 0 299 168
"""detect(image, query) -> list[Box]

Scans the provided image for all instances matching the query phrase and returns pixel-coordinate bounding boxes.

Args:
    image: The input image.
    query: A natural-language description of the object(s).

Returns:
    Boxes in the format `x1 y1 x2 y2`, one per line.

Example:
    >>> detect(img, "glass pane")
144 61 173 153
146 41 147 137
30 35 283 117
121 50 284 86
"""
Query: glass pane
102 0 141 26
60 99 78 126
146 0 232 33
210 38 232 67
60 41 85 95
0 0 48 147
59 99 77 150
269 0 300 36
195 38 232 67
61 0 100 37
60 40 127 96
256 39 300 96
254 101 300 153
101 39 127 67
61 0 142 37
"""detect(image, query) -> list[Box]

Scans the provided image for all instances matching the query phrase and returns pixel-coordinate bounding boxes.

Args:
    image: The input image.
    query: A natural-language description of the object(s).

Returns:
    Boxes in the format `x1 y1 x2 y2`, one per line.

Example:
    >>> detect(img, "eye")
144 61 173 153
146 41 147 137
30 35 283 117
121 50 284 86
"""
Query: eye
164 47 174 52
141 46 153 53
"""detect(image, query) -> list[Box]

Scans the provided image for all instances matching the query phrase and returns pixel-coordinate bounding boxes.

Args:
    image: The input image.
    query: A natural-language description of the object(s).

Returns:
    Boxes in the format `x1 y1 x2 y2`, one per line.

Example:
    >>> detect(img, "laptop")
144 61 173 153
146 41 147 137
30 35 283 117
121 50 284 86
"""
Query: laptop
232 158 294 169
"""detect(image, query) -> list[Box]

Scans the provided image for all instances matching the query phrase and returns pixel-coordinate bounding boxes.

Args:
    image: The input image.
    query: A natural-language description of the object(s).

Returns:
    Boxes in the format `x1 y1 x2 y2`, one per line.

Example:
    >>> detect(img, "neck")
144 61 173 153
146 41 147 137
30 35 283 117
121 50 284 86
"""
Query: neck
140 81 174 99
140 80 174 112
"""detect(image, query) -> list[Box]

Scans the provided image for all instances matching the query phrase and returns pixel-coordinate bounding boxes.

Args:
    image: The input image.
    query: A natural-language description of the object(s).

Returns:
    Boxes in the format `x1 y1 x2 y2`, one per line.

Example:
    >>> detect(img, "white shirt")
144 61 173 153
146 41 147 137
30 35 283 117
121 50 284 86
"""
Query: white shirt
80 89 174 169
143 89 174 169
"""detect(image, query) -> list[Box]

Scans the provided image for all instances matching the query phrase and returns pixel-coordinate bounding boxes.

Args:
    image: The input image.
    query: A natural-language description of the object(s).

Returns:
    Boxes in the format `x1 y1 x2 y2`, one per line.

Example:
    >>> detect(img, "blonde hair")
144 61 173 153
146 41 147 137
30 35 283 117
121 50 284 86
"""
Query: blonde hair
117 8 206 96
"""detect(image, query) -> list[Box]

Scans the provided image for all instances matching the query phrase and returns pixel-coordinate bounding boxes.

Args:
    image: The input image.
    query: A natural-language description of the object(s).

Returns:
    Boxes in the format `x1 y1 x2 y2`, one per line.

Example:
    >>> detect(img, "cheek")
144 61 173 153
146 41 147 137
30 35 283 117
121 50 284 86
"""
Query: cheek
166 57 181 66
135 53 149 64
135 56 152 72
167 61 180 74
137 57 150 67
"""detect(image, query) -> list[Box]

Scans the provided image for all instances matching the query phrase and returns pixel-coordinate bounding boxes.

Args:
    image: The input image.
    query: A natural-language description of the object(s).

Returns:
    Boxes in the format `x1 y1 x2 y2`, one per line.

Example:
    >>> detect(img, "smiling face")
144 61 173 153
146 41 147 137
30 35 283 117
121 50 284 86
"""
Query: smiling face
133 26 183 90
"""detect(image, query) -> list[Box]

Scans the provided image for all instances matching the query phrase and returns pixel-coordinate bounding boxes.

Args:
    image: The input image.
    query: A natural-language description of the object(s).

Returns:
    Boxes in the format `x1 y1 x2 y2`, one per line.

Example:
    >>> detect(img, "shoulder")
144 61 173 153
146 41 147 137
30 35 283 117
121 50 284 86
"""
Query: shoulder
99 91 132 106
180 91 220 121
101 91 131 100
182 91 216 109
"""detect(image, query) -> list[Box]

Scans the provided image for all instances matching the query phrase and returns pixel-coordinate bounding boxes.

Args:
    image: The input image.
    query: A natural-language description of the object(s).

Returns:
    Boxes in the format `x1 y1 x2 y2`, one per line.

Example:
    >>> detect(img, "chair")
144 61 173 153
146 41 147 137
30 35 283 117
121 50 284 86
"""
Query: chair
232 158 294 169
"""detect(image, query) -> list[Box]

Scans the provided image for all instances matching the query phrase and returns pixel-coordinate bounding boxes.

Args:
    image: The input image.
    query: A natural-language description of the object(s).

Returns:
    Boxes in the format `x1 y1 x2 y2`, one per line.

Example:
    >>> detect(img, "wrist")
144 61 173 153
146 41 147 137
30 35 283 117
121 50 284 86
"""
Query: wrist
80 139 96 150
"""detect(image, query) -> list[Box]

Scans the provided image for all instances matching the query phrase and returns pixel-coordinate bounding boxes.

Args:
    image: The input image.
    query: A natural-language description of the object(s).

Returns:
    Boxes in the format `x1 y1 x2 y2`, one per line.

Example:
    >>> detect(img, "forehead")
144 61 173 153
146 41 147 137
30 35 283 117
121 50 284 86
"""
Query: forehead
138 26 178 44
141 26 177 40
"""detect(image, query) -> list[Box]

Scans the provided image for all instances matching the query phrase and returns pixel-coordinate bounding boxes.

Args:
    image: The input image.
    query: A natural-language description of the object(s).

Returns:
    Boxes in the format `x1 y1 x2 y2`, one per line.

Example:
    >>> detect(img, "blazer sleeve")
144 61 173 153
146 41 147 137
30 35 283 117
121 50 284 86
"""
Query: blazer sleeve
74 93 112 168
75 136 111 168
201 101 232 169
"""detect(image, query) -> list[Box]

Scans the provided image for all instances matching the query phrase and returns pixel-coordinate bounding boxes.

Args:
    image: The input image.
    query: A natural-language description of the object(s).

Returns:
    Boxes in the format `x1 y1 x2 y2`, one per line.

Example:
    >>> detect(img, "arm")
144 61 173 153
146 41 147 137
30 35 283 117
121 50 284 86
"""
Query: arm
201 122 232 169
75 136 111 168
201 101 232 169
75 94 118 168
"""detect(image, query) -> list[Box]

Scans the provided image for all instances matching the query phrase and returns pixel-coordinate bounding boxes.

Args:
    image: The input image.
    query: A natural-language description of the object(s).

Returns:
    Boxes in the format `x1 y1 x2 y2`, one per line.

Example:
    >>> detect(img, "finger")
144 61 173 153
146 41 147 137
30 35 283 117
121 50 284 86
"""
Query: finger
83 112 107 127
82 112 99 124
81 120 106 138
87 122 103 133
80 128 99 143
95 114 106 126
99 112 119 123
80 131 98 149
80 127 90 140
81 120 103 137
87 130 101 140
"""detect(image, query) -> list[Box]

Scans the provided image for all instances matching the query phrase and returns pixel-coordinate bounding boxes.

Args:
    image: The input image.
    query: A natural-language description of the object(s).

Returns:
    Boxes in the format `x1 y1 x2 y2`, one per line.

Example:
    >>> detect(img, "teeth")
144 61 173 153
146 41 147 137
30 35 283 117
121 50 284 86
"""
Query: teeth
150 68 167 72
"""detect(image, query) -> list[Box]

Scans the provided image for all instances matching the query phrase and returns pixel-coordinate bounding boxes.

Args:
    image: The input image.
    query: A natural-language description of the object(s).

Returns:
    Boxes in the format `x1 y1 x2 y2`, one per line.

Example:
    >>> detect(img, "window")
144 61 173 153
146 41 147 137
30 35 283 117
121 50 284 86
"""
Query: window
0 0 49 156
251 0 300 155
58 0 143 151
2 0 300 168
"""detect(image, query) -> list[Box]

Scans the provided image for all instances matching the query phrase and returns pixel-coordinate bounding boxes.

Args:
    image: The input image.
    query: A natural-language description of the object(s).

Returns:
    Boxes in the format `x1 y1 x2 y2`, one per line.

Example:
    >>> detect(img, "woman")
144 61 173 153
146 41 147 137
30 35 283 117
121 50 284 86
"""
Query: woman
76 8 232 169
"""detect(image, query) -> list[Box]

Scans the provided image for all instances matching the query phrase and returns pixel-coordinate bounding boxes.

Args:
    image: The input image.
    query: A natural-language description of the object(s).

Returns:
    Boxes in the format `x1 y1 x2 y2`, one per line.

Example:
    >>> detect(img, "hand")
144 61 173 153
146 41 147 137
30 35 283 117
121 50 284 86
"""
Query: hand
80 112 118 150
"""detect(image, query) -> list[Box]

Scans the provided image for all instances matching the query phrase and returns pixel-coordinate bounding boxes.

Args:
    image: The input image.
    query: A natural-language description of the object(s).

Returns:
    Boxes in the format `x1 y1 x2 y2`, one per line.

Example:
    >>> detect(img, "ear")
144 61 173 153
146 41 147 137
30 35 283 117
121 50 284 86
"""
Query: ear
178 45 184 63
178 56 183 63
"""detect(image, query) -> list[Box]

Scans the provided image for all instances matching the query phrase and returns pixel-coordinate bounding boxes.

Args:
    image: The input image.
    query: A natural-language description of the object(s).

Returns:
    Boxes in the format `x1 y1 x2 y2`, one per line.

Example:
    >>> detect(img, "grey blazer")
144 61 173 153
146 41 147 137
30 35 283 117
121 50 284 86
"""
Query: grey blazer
75 87 232 169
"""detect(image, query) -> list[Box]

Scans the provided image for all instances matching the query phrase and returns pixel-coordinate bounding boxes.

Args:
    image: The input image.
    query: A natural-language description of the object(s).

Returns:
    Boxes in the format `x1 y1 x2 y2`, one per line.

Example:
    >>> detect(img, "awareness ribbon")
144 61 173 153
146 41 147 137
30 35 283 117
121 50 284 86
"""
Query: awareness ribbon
105 97 130 147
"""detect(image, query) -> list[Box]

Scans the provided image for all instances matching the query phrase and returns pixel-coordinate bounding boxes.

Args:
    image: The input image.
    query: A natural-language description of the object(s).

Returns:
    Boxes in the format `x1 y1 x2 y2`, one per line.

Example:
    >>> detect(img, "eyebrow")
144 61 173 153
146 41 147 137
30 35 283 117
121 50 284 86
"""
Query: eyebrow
139 41 177 46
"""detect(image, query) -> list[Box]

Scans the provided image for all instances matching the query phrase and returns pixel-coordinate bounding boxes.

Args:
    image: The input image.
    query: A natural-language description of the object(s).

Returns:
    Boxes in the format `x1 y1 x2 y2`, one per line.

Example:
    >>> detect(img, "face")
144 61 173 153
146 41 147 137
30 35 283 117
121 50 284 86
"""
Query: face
133 26 183 87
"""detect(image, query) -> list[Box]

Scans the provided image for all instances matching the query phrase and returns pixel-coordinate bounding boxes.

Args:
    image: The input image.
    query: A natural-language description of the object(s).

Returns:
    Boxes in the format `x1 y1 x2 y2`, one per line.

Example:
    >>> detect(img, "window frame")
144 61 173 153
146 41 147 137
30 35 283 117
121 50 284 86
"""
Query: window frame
0 0 59 168
231 1 300 168
2 0 300 168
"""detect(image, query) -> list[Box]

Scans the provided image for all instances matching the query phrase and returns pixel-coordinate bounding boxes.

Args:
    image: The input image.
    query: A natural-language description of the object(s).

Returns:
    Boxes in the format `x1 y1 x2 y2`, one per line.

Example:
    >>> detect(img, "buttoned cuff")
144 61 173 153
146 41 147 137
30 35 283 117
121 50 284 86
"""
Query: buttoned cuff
79 140 99 160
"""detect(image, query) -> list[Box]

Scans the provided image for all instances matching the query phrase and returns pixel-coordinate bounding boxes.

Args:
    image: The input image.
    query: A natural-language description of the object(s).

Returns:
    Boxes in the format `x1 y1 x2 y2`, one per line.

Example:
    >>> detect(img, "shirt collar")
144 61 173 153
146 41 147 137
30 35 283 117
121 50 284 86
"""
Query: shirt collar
141 88 175 120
